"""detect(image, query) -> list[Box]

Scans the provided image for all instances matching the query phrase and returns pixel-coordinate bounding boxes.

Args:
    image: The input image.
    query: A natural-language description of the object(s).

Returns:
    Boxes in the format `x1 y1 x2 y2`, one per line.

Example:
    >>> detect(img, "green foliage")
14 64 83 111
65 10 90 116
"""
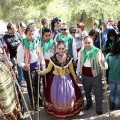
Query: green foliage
0 0 120 30
64 0 120 30
0 0 53 23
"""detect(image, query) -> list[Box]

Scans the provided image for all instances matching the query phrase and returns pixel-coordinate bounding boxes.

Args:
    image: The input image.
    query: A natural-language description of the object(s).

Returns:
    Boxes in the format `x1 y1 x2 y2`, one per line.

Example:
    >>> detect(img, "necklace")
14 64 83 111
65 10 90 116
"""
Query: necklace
57 53 64 57
57 53 66 69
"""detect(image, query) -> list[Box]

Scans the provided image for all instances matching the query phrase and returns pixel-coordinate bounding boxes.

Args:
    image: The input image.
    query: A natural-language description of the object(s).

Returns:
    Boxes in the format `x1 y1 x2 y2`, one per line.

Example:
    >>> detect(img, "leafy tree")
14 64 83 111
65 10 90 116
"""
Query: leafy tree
64 0 120 30
1 0 120 30
0 0 53 23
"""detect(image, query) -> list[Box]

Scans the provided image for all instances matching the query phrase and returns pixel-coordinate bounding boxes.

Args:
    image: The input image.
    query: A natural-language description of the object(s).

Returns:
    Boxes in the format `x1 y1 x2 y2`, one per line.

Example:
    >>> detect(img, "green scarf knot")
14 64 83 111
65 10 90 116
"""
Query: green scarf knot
23 38 38 51
108 42 114 50
42 39 54 53
83 46 99 63
58 33 71 43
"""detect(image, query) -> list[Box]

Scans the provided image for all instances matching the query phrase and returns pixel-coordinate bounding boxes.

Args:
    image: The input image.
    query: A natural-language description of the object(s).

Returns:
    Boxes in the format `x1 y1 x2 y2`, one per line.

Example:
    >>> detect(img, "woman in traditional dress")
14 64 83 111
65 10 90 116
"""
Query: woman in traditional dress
37 40 84 120
0 47 23 120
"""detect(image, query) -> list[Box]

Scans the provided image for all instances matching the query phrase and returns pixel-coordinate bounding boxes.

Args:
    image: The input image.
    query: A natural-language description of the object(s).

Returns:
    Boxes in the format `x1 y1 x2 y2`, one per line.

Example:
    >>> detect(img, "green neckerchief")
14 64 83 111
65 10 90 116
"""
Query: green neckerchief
83 46 99 63
23 38 38 51
108 42 114 50
42 39 54 53
58 33 71 43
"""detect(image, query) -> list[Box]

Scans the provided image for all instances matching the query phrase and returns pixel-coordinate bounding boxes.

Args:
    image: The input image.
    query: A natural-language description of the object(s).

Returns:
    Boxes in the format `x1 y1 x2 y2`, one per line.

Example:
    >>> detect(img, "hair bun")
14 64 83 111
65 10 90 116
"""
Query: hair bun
57 40 66 47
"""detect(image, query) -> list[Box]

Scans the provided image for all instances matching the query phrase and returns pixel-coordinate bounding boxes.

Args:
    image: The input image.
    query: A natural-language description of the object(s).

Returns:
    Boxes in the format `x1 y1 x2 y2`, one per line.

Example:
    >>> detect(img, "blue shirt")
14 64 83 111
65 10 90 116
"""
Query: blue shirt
102 28 113 47
94 39 101 49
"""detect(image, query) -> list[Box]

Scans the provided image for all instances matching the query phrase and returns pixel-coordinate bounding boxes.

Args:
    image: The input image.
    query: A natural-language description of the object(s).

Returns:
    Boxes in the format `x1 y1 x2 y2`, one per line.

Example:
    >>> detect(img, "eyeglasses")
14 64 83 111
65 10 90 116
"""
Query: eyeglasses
61 29 67 31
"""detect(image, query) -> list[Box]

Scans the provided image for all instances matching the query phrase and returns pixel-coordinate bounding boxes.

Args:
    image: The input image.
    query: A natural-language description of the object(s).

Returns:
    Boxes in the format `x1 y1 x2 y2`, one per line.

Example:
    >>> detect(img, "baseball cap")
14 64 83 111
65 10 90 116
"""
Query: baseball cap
26 20 35 26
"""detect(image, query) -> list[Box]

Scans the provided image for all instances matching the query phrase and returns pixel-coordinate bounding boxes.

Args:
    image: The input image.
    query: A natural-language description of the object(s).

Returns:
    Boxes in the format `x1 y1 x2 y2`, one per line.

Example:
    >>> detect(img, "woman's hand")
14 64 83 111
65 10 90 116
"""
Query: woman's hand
37 70 43 75
76 75 81 83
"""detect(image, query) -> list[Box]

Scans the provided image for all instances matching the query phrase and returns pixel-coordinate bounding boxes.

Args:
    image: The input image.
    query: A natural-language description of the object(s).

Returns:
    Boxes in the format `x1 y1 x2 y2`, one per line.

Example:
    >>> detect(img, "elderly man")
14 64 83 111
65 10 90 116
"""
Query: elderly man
76 36 108 115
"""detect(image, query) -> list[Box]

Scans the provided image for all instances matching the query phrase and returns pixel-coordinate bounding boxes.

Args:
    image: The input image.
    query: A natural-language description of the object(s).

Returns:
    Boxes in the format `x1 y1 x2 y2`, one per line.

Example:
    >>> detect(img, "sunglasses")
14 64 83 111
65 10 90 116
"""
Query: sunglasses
61 29 67 31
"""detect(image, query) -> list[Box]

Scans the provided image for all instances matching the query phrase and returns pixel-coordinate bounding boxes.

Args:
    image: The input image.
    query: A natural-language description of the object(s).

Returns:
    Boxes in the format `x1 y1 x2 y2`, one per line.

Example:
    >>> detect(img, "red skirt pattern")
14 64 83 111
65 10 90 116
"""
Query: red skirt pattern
44 73 84 119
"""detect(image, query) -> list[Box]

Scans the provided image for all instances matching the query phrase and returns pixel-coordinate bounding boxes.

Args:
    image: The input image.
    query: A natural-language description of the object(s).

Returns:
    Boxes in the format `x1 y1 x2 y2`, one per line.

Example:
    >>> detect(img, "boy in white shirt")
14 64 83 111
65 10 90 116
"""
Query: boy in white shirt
17 28 45 110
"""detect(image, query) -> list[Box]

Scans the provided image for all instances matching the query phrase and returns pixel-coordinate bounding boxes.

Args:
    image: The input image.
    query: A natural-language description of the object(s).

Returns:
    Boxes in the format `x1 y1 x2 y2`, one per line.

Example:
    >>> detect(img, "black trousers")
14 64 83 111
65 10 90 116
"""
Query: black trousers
23 70 43 107
82 74 103 111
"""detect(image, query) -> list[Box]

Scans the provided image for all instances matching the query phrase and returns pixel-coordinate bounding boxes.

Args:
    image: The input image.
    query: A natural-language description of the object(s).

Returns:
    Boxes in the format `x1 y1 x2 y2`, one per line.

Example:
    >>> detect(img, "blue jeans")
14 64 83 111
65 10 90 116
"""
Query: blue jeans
17 64 25 83
11 56 25 84
109 80 120 110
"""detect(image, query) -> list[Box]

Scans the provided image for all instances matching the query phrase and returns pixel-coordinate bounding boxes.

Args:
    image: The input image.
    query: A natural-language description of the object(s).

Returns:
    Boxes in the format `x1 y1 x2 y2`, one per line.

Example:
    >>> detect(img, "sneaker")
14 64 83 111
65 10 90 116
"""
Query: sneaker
106 84 109 89
103 84 109 90
81 90 85 94
20 81 27 87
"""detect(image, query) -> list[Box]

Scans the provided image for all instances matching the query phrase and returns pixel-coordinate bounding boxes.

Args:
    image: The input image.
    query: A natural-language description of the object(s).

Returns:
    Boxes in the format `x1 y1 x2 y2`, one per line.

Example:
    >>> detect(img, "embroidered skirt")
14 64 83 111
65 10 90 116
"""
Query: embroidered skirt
44 73 84 119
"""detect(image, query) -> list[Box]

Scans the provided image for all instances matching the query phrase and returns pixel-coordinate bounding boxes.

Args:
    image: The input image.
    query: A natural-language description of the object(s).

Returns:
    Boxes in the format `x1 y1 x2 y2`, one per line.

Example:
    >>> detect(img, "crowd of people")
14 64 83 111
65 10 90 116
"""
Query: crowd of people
0 17 120 120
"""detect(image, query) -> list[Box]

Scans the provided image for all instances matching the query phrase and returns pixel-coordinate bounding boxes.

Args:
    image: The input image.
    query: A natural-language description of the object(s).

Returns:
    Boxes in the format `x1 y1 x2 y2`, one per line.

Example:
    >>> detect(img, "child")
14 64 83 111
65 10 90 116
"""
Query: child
17 28 45 110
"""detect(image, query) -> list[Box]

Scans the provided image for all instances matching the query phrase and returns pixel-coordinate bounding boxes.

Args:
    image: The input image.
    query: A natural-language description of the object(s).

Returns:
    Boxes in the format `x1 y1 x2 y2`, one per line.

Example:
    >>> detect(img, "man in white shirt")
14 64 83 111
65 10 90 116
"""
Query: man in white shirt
41 28 55 88
41 28 55 65
76 36 108 115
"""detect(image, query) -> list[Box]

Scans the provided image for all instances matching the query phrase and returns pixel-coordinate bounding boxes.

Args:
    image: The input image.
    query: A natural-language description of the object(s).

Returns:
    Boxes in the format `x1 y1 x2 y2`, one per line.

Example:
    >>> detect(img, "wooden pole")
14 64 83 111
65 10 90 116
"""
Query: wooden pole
37 65 40 120
24 47 35 113
99 30 110 117
15 80 32 120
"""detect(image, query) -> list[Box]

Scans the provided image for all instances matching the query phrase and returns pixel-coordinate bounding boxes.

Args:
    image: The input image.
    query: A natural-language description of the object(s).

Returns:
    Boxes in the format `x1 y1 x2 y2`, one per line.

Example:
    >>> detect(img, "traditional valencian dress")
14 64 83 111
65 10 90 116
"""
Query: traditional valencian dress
0 62 23 120
41 53 84 119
